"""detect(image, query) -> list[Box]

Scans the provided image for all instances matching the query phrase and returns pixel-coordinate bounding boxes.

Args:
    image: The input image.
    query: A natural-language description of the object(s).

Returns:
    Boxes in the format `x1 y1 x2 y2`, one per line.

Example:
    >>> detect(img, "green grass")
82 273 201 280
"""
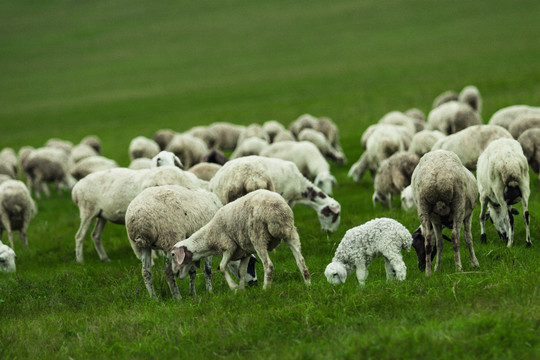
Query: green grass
1 0 539 358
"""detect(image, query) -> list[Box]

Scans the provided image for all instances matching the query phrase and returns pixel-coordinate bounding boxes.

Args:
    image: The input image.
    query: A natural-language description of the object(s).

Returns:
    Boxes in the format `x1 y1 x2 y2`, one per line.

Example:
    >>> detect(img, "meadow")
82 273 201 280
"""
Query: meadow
0 0 539 358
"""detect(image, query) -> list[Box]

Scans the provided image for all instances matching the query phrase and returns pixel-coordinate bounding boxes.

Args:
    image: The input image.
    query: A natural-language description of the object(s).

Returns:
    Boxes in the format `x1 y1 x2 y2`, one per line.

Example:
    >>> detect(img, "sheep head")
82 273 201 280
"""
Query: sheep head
171 246 198 279
324 262 347 285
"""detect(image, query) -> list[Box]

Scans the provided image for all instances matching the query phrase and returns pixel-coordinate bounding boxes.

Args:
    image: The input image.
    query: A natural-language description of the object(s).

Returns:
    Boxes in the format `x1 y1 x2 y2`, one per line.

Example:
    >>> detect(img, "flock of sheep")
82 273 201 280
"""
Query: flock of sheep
0 85 538 300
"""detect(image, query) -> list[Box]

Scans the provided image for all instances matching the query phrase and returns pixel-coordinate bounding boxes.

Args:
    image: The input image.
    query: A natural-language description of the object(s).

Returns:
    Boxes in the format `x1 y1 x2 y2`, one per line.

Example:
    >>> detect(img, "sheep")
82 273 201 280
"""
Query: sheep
432 90 459 109
518 128 540 181
260 141 337 195
201 149 229 165
314 117 342 151
477 138 531 247
431 124 513 171
208 122 246 150
171 189 311 290
68 143 99 169
188 163 222 181
129 136 160 160
458 85 482 115
80 135 102 154
20 147 75 199
360 123 413 150
187 126 217 149
70 156 119 180
508 117 540 139
262 120 285 143
404 108 426 122
272 129 296 143
379 111 425 133
153 129 176 150
349 124 410 182
231 137 269 159
150 151 183 169
126 185 222 300
209 156 341 233
0 241 16 273
325 218 412 286
400 185 415 211
411 150 479 276
165 133 208 169
72 166 206 263
0 179 37 249
237 124 270 145
372 151 420 208
488 105 540 130
289 113 319 138
408 130 446 158
427 101 482 135
0 148 18 179
45 138 73 154
298 128 346 164
128 158 152 170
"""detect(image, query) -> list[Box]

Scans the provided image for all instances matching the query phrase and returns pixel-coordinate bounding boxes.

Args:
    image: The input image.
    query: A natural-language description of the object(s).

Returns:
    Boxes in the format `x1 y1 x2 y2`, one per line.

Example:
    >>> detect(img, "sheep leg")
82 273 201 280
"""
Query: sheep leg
75 210 98 263
463 214 479 268
90 217 110 262
384 258 395 280
141 248 156 299
385 253 407 281
41 182 50 198
522 198 531 247
164 254 181 300
218 251 239 291
237 256 251 290
285 232 311 285
355 262 368 286
432 222 444 272
254 247 274 290
188 266 197 296
203 256 213 294
421 217 433 277
478 195 488 244
0 212 14 249
451 220 463 272
32 173 42 200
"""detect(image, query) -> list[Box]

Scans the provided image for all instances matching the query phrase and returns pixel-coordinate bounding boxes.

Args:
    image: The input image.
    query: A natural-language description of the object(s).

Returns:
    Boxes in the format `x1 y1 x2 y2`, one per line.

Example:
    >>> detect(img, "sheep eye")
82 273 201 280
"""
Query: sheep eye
171 253 175 257
333 273 338 277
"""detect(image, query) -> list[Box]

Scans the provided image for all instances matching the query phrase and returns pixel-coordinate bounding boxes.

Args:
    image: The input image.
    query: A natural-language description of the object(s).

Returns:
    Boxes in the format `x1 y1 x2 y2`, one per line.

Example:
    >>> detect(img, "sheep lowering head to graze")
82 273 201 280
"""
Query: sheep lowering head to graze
477 138 531 247
0 179 37 249
166 133 208 169
70 156 118 180
171 190 311 290
151 151 183 169
411 150 479 276
432 90 459 109
298 128 346 164
231 137 269 159
325 218 412 286
80 135 102 155
187 125 217 149
208 122 246 150
153 129 176 150
372 151 419 208
488 105 540 130
508 116 540 139
129 136 161 160
518 128 540 180
262 120 286 143
0 241 16 273
0 148 18 180
408 130 445 159
201 149 229 165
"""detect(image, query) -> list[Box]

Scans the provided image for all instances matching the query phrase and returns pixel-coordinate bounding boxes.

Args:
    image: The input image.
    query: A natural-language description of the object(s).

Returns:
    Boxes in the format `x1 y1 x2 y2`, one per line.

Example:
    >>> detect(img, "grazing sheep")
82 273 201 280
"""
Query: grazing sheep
201 149 229 165
150 151 183 169
314 117 342 151
488 105 540 130
431 125 513 171
68 143 98 169
45 138 73 154
0 180 37 249
70 156 119 180
209 122 246 150
129 136 160 160
372 152 419 208
72 166 205 263
166 133 208 169
408 130 446 158
171 190 311 290
128 158 152 170
260 141 337 195
0 241 16 273
432 90 459 109
298 128 346 163
325 218 412 286
153 129 176 150
289 113 319 138
126 185 222 300
80 135 102 154
350 124 410 182
0 148 18 179
360 123 413 150
379 111 425 133
400 185 415 211
272 129 296 143
404 108 426 122
518 128 540 180
231 137 269 159
427 101 482 135
187 126 217 149
209 156 341 233
458 85 482 115
508 117 540 139
188 163 222 181
237 124 270 146
411 150 479 276
262 120 286 143
477 138 531 247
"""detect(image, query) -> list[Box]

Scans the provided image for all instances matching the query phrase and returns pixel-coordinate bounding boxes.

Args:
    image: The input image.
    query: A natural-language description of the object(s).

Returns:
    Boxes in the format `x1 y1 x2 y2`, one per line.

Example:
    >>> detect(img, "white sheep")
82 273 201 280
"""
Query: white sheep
408 130 446 158
187 125 217 149
372 151 419 208
379 111 425 133
150 151 183 169
68 143 99 170
404 108 426 122
518 128 540 181
325 218 412 286
298 128 346 164
477 138 531 247
488 105 540 130
458 85 483 115
128 158 152 170
166 133 208 169
314 117 342 152
431 124 513 171
209 156 341 233
201 149 229 165
260 141 337 195
400 185 415 211
45 138 73 154
153 129 176 150
432 90 459 109
0 179 37 249
129 136 160 160
208 122 246 150
0 241 16 273
289 113 319 138
231 137 269 159
171 189 311 290
508 116 540 139
80 135 102 154
0 148 18 179
262 120 286 143
126 185 222 300
272 129 296 142
237 124 270 145
70 156 119 180
411 150 479 276
360 123 413 150
72 166 206 263
188 163 222 181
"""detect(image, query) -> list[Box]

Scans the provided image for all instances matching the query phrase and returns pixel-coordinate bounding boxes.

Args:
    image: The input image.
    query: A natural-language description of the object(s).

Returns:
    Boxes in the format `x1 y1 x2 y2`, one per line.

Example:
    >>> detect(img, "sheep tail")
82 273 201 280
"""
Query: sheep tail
434 201 450 217
245 177 274 194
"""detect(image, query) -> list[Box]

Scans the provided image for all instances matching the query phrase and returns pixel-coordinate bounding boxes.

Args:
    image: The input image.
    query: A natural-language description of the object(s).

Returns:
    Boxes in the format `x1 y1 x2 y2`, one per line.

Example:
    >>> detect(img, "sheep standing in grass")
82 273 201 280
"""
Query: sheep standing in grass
209 122 246 150
166 133 208 169
518 128 540 182
411 150 479 276
379 111 425 133
477 138 531 247
508 117 540 139
126 185 222 300
70 156 119 180
372 152 419 208
68 143 98 169
0 179 37 249
488 105 540 130
0 148 18 179
325 218 412 286
129 136 160 160
0 241 16 273
273 129 296 143
408 130 445 159
171 190 311 290
298 128 346 164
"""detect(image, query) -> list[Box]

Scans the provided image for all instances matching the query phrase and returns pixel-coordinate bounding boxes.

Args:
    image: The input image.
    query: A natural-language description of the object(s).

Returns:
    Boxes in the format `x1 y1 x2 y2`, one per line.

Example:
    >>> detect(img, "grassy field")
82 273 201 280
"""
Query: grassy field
1 0 539 358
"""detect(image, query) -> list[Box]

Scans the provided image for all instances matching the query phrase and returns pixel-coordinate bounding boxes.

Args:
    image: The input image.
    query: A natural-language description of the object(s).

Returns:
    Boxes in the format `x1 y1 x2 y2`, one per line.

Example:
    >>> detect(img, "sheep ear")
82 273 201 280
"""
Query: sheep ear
174 156 184 169
173 246 187 264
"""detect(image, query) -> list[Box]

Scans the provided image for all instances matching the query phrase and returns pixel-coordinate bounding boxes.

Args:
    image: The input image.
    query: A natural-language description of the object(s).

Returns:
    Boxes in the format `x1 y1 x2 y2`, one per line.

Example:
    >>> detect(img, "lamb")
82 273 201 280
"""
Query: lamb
0 241 16 273
518 128 540 181
153 129 176 150
188 163 222 181
129 136 160 160
231 137 269 159
165 133 208 169
431 124 513 171
171 189 311 290
372 152 419 208
150 151 183 169
209 156 341 233
0 179 37 249
488 105 540 130
298 128 346 163
126 185 222 300
508 117 540 139
72 166 206 263
325 218 412 286
411 150 479 276
201 149 229 165
208 122 246 150
260 141 337 195
0 148 18 179
80 135 102 154
349 124 410 182
408 130 446 158
70 156 119 180
262 120 286 143
477 138 531 247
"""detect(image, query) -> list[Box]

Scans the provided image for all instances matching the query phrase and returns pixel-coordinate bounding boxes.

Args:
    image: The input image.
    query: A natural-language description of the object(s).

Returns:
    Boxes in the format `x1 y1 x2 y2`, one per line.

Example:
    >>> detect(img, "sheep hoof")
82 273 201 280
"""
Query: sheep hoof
480 233 487 244
101 257 111 263
526 242 532 248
